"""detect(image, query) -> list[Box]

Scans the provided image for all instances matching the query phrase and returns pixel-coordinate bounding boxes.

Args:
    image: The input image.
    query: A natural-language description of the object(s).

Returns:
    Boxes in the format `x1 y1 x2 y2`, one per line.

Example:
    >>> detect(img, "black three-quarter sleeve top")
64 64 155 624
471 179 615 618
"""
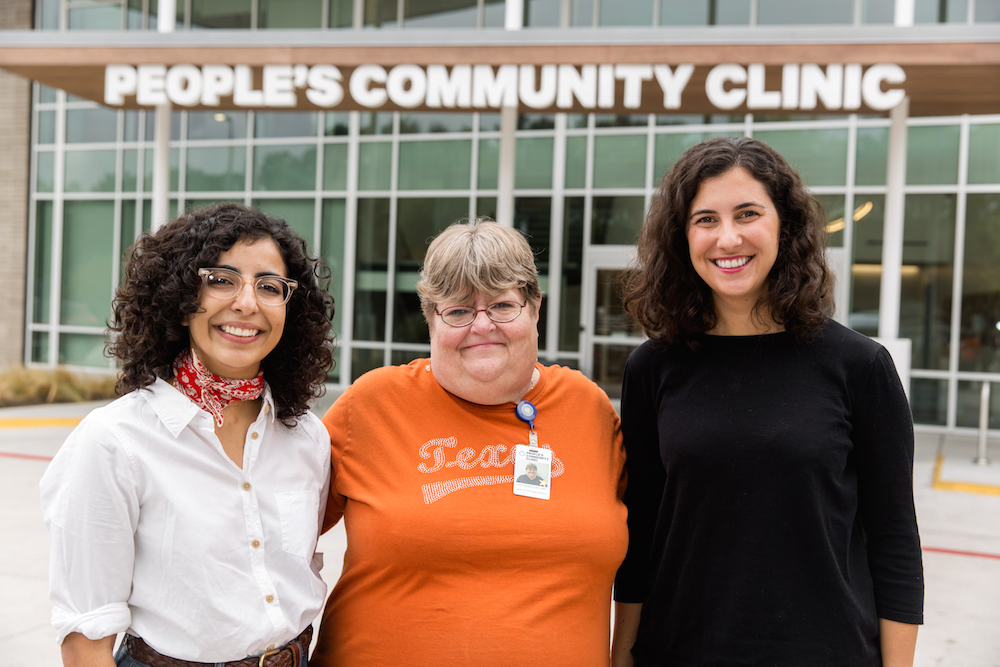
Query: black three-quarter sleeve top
614 320 924 667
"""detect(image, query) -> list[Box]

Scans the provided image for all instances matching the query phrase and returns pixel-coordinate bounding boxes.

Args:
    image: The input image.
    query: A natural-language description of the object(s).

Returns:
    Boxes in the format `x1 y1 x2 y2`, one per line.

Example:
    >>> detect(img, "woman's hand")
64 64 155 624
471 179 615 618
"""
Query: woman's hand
879 618 919 667
60 632 116 667
611 602 643 667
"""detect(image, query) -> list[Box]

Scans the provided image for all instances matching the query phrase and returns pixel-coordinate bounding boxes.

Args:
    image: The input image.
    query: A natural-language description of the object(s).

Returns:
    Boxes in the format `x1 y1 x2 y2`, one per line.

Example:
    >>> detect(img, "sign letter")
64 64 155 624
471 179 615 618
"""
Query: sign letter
306 65 344 107
705 64 747 110
136 65 167 106
557 64 597 109
862 63 906 111
350 64 388 108
616 65 653 109
653 64 694 109
426 65 472 108
105 65 137 105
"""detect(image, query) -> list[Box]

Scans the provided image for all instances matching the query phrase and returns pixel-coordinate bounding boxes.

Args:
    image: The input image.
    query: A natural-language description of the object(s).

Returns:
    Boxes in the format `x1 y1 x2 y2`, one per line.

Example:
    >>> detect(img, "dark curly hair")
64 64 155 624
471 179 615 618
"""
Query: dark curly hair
108 202 336 426
622 136 832 347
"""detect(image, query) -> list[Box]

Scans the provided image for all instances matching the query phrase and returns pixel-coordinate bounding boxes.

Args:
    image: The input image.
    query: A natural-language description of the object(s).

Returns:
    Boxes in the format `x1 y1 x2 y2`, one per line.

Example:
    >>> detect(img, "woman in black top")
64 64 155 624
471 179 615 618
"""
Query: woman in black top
612 137 923 667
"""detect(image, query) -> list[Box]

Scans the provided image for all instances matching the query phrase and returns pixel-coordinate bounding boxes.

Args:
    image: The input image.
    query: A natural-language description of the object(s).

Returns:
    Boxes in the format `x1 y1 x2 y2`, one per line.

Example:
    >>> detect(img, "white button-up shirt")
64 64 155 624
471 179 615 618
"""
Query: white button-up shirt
40 379 330 662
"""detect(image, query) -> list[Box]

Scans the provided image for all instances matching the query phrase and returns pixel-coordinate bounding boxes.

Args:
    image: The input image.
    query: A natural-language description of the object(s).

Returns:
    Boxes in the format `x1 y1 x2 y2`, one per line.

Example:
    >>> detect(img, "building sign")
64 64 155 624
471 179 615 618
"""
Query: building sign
104 62 906 113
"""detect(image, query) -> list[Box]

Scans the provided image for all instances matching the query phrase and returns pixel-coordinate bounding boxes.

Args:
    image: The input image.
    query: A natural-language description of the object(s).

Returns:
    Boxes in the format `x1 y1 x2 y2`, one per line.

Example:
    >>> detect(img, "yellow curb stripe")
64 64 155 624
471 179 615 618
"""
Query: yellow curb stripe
0 417 83 428
932 454 1000 497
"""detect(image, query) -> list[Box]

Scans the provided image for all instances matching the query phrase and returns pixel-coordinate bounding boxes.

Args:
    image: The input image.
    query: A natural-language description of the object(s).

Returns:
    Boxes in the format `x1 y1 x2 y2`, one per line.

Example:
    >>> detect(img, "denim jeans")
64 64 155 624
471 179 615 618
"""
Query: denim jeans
114 639 308 667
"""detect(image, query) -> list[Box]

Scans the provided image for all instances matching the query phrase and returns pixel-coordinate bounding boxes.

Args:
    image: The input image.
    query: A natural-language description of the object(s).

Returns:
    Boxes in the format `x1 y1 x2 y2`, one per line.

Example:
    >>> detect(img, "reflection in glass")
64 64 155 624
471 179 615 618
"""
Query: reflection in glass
405 0 477 27
191 0 251 28
36 152 54 193
599 0 653 25
907 125 960 185
354 199 391 341
325 113 350 136
478 139 500 189
758 0 853 23
61 201 114 327
59 334 108 368
515 137 554 189
855 126 888 186
360 112 394 135
592 196 644 245
359 142 392 190
68 6 122 29
189 111 247 140
593 135 646 188
976 0 1000 21
518 114 555 130
661 0 751 25
253 145 317 191
863 0 895 22
572 0 594 25
959 194 1000 373
914 0 968 23
593 343 637 399
753 128 848 187
352 348 384 381
595 269 641 337
323 144 349 191
365 0 398 27
65 150 116 192
32 332 49 364
957 381 1000 429
66 108 118 144
814 194 845 248
400 112 473 134
968 124 1000 184
393 198 468 343
330 0 354 26
514 198 550 344
253 199 315 247
848 195 885 336
911 378 947 426
187 146 247 192
653 131 740 184
34 201 54 324
398 140 472 190
900 194 955 371
322 199 347 367
595 115 648 128
122 149 138 192
143 147 180 191
255 112 318 138
38 110 56 144
525 0 561 26
258 0 322 27
561 198 585 352
565 136 586 189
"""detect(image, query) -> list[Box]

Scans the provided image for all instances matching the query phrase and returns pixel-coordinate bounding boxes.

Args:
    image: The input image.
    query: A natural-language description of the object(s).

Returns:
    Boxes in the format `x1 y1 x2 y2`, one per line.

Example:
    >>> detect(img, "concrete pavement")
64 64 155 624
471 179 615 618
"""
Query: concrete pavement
2 399 999 667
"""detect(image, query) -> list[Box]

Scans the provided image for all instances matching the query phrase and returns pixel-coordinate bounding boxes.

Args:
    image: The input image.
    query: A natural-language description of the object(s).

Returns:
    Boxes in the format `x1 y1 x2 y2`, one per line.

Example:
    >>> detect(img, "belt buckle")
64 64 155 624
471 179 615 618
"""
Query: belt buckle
258 648 281 667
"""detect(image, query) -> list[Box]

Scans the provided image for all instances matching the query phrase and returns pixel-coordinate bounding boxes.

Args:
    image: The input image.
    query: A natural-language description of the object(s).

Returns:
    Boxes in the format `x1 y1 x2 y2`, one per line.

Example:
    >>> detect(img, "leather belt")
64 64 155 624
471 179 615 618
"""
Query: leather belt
122 625 312 667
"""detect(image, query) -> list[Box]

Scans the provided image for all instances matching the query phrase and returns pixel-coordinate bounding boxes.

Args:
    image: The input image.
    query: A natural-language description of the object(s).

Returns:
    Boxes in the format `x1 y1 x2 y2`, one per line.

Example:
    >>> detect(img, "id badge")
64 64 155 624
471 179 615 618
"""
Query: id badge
513 444 551 500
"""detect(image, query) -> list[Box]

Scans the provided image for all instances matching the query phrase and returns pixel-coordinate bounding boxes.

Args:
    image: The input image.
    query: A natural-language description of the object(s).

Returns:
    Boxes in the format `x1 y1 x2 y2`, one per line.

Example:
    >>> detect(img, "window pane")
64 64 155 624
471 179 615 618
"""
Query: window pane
405 0 477 27
907 125 960 185
484 0 504 25
394 198 469 343
352 348 385 381
360 112 394 135
957 381 1000 428
959 194 1000 373
253 198 316 248
122 149 138 192
398 140 472 190
599 0 653 25
186 146 247 191
189 111 247 140
36 151 54 192
914 0 968 22
68 6 122 29
595 114 647 128
323 144 348 191
968 124 1000 184
38 0 59 30
849 195 885 336
476 197 497 219
358 142 392 190
322 198 347 352
330 0 354 26
515 137 553 189
592 196 644 245
32 332 49 364
365 0 398 27
61 200 115 327
143 147 180 191
33 201 54 323
255 112 318 138
478 138 499 189
479 113 501 132
593 135 646 188
400 112 473 133
258 0 322 27
753 128 848 186
900 194 955 371
758 0 853 23
911 378 947 426
863 0 895 22
513 197 550 344
253 145 317 191
65 150 116 192
526 0 561 26
120 200 139 277
561 197 585 351
124 111 139 141
191 0 251 28
855 126 888 186
661 0 750 25
354 198 391 341
66 108 118 143
976 0 1000 21
565 136 586 189
38 110 55 144
653 131 740 186
572 0 594 25
324 113 350 136
59 334 109 368
815 194 845 248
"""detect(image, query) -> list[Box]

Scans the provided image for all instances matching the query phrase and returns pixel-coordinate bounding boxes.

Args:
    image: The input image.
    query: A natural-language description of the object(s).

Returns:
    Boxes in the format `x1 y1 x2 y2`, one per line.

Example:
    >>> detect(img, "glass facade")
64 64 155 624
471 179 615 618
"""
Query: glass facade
22 0 1000 433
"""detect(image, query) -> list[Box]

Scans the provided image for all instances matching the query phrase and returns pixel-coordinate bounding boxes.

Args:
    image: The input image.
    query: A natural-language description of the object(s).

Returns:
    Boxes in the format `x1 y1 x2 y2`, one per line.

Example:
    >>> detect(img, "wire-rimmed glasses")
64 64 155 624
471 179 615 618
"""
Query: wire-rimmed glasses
198 267 298 307
435 300 527 327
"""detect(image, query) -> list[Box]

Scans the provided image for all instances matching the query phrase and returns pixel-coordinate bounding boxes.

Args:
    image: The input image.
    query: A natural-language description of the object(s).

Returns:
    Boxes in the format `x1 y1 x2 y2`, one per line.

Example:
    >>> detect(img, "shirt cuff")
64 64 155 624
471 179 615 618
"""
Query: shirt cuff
52 602 131 645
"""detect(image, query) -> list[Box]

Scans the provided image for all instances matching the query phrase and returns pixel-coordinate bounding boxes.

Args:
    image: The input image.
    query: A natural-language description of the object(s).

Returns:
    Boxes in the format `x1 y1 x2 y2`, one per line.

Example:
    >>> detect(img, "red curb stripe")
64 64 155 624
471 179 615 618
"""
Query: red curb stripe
923 546 1000 561
0 451 53 462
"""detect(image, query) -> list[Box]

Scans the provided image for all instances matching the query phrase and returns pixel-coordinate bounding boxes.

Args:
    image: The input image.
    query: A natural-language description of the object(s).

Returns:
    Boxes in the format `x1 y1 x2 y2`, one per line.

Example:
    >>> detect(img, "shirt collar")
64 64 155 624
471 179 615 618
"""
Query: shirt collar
144 377 276 437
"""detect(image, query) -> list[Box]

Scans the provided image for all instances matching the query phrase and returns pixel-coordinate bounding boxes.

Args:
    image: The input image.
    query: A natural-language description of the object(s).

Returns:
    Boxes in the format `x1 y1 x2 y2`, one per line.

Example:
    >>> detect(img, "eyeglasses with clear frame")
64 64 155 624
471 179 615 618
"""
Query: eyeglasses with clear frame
198 267 298 307
435 300 528 327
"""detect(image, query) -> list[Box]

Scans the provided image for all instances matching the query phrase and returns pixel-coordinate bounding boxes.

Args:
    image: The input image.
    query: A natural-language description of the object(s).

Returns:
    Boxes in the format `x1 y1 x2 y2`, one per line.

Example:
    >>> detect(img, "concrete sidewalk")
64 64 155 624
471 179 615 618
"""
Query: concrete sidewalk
2 400 999 666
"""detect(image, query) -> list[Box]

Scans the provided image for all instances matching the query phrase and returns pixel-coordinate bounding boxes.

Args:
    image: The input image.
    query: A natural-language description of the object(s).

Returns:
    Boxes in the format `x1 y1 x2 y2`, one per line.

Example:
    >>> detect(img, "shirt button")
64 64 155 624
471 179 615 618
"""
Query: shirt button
243 482 251 491
265 595 274 603
251 540 260 548
250 431 259 439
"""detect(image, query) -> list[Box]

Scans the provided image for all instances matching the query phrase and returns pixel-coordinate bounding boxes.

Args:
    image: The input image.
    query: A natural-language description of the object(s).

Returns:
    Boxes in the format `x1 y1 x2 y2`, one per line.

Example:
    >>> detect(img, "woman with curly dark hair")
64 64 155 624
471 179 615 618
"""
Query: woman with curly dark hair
612 137 923 667
41 203 335 667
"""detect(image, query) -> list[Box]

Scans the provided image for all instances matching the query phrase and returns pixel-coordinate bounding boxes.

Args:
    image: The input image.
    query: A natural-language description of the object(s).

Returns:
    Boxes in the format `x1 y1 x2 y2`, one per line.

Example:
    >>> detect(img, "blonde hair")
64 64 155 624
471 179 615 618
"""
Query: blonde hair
417 218 542 322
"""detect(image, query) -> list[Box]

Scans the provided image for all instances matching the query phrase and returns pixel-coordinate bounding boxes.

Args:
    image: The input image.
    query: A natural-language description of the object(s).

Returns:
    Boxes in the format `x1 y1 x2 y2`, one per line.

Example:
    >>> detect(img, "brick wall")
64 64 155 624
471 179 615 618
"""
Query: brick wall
0 0 34 369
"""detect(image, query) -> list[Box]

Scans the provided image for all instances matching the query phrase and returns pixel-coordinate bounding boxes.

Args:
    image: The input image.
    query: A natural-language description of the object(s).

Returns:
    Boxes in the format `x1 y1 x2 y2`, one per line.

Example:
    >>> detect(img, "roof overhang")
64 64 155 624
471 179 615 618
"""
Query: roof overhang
1 25 998 116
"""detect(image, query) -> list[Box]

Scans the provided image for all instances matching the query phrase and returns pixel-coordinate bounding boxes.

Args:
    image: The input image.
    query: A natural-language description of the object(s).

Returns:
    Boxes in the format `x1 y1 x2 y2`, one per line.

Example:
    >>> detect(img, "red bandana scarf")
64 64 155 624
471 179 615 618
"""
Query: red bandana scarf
172 349 264 427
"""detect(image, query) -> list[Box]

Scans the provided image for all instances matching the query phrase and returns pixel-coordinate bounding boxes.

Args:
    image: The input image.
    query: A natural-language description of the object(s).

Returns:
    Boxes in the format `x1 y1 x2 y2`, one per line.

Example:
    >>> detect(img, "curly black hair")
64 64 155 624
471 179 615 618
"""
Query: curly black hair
622 136 833 348
108 202 335 426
